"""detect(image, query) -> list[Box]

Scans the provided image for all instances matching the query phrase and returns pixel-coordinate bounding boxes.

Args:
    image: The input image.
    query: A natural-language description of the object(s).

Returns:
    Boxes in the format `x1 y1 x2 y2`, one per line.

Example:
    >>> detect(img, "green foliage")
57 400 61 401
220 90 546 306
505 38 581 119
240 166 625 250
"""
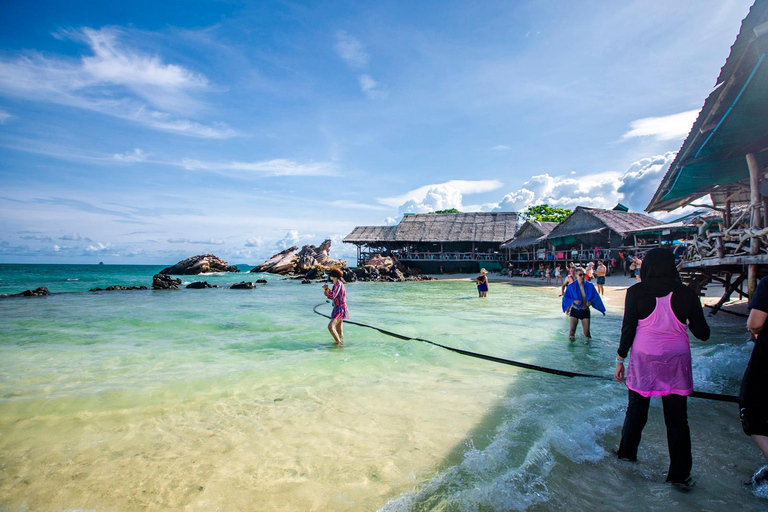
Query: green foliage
433 208 461 214
521 204 572 223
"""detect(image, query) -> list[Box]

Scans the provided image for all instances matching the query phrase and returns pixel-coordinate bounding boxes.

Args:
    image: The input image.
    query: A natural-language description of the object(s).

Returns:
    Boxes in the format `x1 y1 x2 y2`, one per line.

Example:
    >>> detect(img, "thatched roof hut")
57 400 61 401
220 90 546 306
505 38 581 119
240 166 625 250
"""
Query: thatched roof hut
500 220 557 249
546 207 660 248
344 212 519 271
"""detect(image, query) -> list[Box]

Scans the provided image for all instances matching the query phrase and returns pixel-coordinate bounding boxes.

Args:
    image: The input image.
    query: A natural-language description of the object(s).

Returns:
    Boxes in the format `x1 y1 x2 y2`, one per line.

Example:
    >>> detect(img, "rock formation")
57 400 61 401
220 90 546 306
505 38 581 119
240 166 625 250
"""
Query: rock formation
16 287 50 296
231 281 256 289
159 254 239 275
251 239 346 276
186 281 219 289
89 285 148 292
153 274 182 289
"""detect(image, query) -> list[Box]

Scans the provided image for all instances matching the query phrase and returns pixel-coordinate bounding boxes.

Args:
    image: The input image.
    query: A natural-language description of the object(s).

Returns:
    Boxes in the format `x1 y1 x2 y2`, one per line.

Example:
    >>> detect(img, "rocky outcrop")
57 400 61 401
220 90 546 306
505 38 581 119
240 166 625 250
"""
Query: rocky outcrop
159 254 239 275
231 281 256 289
186 281 219 289
250 246 299 274
89 285 148 292
153 274 182 289
16 287 50 296
251 240 346 276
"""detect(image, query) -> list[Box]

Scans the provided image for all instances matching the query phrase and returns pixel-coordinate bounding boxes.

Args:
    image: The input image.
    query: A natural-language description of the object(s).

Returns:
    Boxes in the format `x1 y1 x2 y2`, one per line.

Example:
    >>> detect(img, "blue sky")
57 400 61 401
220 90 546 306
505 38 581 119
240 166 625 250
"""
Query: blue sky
0 0 755 264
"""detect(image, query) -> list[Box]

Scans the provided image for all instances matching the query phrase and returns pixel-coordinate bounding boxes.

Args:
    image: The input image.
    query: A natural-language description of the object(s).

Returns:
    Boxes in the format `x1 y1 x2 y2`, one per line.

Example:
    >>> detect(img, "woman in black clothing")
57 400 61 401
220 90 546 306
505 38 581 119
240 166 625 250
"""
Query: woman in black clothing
613 248 710 490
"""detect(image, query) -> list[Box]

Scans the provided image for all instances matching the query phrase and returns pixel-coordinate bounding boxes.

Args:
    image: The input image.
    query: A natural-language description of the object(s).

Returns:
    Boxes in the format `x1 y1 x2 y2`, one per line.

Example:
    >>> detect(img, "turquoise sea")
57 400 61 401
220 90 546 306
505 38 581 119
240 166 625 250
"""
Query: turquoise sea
0 264 765 511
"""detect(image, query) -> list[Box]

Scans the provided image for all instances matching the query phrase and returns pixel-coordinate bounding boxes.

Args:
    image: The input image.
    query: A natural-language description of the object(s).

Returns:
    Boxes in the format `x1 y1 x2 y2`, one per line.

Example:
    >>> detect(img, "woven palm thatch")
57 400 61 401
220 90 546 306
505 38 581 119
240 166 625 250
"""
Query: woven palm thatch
501 220 557 249
546 207 659 240
344 212 519 244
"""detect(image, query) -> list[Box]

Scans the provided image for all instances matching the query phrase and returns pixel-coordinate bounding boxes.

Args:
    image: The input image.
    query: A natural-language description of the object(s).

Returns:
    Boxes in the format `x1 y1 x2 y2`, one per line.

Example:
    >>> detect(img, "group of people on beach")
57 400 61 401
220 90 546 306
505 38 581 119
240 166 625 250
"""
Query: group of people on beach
320 249 768 490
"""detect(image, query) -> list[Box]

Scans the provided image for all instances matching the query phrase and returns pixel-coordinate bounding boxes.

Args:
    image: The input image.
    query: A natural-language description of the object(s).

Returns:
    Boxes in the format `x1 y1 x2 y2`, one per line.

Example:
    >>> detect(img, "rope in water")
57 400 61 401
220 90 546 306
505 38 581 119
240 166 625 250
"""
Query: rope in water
312 303 739 403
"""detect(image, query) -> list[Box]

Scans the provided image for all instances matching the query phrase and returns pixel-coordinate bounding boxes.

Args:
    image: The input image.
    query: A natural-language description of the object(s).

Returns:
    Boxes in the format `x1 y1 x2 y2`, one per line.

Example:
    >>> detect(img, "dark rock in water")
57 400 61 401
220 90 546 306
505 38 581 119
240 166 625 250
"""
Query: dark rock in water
251 239 346 276
90 285 148 292
231 281 256 289
301 279 312 284
153 274 182 290
255 279 268 284
186 281 215 289
341 268 358 283
159 254 237 275
16 287 50 297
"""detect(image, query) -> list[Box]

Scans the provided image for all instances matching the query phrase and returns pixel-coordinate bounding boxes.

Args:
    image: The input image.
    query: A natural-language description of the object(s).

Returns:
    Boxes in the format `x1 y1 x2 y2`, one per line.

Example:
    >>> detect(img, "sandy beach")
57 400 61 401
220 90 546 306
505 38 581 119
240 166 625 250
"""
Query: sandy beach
432 271 750 320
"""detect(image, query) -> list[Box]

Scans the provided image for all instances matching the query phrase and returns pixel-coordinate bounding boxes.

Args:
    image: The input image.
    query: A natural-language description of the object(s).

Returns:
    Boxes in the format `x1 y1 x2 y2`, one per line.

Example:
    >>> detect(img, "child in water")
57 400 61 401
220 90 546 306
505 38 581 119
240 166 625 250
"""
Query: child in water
323 268 349 345
476 268 489 298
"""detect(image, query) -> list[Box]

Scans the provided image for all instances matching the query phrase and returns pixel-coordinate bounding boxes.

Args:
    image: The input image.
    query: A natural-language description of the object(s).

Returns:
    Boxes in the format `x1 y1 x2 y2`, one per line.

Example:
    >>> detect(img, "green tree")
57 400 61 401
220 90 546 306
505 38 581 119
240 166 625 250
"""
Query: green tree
433 208 461 214
521 204 572 223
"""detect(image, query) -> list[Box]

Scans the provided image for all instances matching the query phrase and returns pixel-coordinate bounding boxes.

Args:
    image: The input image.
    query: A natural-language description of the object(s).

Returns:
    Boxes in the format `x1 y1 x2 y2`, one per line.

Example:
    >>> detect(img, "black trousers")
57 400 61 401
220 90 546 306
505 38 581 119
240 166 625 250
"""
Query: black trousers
617 390 692 483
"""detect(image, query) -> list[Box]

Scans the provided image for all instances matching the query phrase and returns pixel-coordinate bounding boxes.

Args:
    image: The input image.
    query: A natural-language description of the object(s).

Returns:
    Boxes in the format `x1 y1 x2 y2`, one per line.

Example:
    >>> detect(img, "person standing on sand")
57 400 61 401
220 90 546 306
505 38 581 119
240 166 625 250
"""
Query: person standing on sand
741 275 768 487
562 268 605 341
633 255 643 282
613 248 710 491
323 268 349 345
595 260 607 296
554 265 563 286
476 268 489 298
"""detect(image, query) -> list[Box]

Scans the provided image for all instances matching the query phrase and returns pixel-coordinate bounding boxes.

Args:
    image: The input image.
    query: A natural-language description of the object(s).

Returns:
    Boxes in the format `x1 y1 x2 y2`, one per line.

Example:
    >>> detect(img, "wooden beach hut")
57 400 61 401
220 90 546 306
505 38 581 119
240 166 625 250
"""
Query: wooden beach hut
343 212 519 273
544 206 660 263
646 0 768 302
500 220 557 269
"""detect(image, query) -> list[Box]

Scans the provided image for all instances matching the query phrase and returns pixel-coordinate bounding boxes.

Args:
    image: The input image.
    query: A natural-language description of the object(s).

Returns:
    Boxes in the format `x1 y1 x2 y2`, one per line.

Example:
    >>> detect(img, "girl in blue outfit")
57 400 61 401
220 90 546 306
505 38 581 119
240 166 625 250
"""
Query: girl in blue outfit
562 267 605 341
476 268 489 297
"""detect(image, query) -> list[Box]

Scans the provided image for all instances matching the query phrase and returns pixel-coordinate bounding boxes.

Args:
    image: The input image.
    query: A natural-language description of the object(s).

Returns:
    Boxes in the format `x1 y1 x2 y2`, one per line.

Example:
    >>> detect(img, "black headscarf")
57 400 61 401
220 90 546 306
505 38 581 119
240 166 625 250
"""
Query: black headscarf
639 248 680 285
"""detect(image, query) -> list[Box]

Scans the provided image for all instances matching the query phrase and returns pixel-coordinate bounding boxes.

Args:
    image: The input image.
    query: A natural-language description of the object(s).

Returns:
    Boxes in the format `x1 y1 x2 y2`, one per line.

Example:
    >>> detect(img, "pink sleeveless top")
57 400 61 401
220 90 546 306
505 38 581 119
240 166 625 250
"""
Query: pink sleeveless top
626 293 692 397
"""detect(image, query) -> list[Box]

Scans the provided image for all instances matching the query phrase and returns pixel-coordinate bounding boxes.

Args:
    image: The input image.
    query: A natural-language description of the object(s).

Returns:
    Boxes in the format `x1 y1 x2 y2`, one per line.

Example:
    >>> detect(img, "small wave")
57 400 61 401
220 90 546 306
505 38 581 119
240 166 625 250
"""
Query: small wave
66 278 80 281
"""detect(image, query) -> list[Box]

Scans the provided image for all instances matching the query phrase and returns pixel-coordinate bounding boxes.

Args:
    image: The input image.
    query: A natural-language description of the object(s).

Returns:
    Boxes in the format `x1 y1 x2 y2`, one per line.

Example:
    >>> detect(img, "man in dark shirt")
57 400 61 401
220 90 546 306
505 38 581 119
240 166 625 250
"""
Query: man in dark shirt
742 276 768 485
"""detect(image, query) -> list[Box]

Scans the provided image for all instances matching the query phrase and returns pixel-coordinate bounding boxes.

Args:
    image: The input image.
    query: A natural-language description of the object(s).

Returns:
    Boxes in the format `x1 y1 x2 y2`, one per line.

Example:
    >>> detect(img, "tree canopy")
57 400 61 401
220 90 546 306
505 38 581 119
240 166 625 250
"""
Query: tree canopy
521 204 572 223
432 208 461 214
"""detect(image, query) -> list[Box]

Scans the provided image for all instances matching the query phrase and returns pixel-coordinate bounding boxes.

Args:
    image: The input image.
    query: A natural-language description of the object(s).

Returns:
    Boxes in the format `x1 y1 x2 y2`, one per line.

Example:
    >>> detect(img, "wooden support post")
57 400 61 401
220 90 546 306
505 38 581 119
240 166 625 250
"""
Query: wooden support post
706 273 746 316
725 199 732 229
747 153 761 298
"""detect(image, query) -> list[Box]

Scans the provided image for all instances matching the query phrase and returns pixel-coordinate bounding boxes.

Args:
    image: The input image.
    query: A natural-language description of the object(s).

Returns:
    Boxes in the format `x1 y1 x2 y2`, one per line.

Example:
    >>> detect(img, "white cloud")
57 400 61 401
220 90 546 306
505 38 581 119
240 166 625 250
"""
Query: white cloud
86 242 112 252
334 31 369 68
113 148 147 162
491 145 511 151
244 237 264 248
329 199 388 211
485 152 676 214
0 109 11 124
60 233 93 241
358 74 387 99
378 179 503 208
0 27 234 138
275 230 315 250
167 238 225 245
622 110 699 141
20 234 53 242
179 158 337 177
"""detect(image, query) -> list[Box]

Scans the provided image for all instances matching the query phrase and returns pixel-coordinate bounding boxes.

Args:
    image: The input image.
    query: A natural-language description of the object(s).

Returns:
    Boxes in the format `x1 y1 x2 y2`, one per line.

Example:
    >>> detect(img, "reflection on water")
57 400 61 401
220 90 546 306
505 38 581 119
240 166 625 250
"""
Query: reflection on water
0 271 764 511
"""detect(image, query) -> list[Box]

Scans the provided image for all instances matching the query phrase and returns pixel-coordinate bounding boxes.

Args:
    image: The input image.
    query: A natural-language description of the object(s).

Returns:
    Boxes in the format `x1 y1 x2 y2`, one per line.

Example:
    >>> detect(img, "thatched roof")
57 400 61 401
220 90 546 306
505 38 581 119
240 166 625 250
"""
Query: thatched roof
342 226 397 244
344 212 519 244
647 1 768 211
546 207 660 240
501 220 557 249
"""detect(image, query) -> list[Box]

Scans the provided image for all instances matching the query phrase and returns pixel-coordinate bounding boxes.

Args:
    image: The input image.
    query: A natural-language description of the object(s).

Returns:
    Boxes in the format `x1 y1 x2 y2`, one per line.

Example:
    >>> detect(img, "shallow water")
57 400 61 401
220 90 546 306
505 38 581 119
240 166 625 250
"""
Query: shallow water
0 265 764 511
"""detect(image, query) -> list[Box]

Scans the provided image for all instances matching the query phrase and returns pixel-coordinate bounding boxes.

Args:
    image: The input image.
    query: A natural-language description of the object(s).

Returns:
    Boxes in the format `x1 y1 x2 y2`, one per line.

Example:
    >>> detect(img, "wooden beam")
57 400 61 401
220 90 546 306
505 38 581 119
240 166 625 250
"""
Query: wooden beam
748 152 761 298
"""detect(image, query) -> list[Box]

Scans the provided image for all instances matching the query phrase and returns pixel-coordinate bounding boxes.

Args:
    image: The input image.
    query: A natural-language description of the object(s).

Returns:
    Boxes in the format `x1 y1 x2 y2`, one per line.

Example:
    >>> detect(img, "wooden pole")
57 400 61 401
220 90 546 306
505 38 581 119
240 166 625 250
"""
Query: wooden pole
725 199 732 229
747 153 761 298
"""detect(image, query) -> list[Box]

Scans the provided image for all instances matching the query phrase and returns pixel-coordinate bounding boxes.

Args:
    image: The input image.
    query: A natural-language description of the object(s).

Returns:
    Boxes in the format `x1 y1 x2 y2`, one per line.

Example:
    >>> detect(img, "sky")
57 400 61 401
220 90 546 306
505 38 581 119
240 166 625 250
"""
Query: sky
0 0 756 265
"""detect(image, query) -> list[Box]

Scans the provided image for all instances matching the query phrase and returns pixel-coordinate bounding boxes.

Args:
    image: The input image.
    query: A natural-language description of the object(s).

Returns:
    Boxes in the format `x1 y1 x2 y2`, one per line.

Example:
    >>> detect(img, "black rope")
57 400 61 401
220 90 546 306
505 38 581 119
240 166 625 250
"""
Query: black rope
313 303 739 403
